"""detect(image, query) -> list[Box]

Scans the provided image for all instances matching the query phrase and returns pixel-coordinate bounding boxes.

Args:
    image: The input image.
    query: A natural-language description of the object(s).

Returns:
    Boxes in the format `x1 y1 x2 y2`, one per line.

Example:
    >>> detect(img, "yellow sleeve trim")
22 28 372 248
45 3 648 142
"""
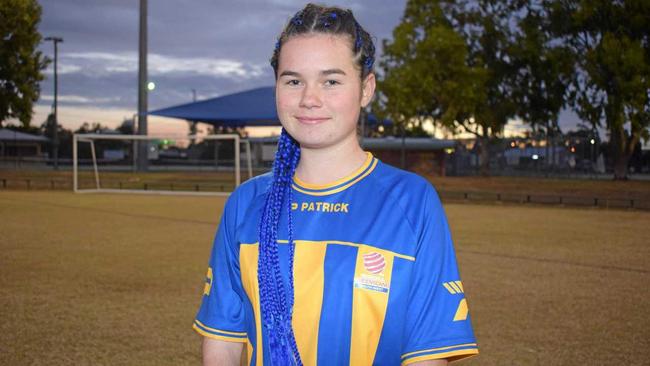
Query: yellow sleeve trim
195 319 247 336
192 324 248 343
401 349 479 365
402 343 477 359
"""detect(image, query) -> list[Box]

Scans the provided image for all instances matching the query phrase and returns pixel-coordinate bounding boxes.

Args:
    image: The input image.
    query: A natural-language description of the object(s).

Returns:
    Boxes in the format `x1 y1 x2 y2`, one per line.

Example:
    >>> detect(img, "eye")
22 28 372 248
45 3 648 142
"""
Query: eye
285 79 301 86
324 79 341 86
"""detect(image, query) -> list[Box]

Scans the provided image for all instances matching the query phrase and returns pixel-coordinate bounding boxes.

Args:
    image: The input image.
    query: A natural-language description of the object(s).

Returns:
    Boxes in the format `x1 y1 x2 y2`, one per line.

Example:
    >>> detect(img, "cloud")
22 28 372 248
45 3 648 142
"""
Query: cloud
58 52 265 79
40 94 122 104
35 0 408 128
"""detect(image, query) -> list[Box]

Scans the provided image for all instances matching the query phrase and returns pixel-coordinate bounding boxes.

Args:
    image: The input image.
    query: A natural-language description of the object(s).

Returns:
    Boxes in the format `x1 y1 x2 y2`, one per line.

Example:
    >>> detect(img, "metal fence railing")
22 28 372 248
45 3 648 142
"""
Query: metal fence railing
437 190 650 210
1 176 648 211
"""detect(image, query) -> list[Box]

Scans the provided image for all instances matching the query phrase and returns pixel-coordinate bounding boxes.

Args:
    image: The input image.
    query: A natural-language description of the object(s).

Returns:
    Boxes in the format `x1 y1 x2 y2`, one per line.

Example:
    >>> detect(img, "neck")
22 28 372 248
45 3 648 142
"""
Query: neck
294 138 367 185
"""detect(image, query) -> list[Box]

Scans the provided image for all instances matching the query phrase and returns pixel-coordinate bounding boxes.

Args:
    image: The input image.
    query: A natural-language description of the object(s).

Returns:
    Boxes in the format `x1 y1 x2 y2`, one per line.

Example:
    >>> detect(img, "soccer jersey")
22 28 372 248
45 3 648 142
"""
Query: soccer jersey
194 152 478 365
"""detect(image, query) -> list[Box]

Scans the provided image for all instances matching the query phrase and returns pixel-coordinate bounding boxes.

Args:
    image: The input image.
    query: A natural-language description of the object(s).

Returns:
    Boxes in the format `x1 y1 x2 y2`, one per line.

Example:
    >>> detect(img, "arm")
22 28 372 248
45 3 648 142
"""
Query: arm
202 337 243 366
401 186 478 364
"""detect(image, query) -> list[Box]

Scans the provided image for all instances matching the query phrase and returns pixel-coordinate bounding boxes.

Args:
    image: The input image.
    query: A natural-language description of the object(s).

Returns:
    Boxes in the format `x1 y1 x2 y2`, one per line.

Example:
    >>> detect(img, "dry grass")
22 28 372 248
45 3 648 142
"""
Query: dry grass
1 191 648 365
427 175 650 201
2 169 650 200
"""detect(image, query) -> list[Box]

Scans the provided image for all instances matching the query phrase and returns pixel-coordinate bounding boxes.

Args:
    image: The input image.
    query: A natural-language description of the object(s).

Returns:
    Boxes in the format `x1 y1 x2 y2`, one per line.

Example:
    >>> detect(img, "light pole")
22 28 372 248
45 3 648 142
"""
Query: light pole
189 89 198 144
44 36 63 170
137 0 148 171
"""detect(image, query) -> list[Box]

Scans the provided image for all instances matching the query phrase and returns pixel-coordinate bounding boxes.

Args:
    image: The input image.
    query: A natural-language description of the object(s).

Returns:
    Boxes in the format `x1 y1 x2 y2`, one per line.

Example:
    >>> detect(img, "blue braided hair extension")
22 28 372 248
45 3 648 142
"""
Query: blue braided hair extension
262 4 377 364
258 128 302 365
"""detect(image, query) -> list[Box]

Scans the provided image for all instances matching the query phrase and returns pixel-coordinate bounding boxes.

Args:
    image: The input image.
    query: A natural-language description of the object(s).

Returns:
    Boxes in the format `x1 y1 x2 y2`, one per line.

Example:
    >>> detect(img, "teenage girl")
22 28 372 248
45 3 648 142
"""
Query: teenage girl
194 4 478 365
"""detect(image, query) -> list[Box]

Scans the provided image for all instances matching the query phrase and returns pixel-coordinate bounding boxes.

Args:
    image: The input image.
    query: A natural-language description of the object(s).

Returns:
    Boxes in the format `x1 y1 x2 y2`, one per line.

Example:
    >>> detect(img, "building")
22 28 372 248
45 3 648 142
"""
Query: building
0 128 50 160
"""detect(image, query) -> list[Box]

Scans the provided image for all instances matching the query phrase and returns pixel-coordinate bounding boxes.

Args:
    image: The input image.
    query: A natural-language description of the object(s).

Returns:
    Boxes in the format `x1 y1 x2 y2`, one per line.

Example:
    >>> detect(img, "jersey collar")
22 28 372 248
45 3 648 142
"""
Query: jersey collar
292 152 378 196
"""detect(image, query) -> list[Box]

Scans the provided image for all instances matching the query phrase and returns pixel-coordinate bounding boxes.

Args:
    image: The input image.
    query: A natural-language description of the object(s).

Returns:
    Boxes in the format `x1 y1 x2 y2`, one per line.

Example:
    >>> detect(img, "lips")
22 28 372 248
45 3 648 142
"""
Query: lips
295 116 331 125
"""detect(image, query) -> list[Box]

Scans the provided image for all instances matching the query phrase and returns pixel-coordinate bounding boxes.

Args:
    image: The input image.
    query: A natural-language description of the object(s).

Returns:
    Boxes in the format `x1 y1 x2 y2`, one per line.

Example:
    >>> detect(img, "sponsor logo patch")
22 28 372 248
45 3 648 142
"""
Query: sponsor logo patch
363 252 386 274
354 252 389 293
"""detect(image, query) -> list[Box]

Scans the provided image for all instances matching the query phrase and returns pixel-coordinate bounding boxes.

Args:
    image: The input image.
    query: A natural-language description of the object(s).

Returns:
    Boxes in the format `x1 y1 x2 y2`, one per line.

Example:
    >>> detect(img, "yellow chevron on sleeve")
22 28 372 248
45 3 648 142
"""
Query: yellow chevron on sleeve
453 298 469 321
448 281 463 294
454 280 464 293
203 267 213 296
442 282 457 294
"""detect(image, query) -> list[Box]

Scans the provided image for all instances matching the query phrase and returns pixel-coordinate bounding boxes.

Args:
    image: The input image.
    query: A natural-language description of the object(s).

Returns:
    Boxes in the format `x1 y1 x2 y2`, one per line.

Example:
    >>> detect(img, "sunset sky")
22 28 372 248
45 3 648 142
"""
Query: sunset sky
27 0 582 139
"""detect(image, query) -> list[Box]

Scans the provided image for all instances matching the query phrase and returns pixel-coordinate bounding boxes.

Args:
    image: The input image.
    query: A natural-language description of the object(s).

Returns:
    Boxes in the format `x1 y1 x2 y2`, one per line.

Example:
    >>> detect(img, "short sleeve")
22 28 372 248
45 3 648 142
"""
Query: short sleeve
193 195 248 343
401 187 478 364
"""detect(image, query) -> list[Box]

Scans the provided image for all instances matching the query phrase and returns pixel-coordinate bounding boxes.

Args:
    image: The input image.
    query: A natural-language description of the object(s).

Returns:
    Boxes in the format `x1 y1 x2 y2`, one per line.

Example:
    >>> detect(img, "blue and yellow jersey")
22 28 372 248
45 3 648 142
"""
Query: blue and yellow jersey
194 152 478 365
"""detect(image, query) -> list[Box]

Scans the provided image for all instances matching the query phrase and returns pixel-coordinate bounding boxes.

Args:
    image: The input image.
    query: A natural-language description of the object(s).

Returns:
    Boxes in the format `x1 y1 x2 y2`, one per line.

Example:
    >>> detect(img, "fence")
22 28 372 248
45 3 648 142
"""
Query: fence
1 176 648 211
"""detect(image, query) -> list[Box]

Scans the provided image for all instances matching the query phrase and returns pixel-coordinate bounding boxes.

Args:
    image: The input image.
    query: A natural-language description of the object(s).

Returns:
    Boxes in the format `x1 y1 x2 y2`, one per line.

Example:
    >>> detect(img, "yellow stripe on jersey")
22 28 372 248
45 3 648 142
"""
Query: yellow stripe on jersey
454 280 464 293
442 282 457 294
349 246 395 365
203 267 213 295
240 244 262 366
293 152 373 189
401 348 479 365
292 241 327 365
453 298 469 321
192 323 248 343
291 157 379 196
195 319 247 336
448 281 462 294
275 239 415 262
401 343 478 359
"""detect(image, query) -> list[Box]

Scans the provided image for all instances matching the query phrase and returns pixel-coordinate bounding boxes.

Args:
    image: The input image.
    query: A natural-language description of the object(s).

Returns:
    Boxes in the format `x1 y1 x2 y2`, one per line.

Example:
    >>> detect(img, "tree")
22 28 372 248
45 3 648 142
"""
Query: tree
510 1 574 170
550 0 650 179
116 118 135 134
0 0 50 127
375 0 520 175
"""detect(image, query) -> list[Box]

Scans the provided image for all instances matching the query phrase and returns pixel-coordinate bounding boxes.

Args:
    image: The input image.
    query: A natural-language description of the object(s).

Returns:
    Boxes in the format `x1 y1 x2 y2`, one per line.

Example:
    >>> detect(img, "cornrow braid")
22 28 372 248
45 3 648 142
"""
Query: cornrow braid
261 3 376 364
270 3 376 80
258 128 302 365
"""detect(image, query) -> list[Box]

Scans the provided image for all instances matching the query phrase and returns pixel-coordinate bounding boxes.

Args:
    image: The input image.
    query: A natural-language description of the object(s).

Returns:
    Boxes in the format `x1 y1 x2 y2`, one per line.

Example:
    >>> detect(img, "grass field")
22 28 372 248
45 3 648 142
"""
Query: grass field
2 169 650 201
1 191 649 365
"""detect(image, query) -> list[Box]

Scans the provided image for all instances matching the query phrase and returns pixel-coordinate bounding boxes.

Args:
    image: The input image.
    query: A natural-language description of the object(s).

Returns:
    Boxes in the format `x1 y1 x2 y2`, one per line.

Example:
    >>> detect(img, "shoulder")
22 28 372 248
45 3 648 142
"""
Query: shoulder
370 159 440 206
222 172 272 222
367 159 444 236
229 172 272 203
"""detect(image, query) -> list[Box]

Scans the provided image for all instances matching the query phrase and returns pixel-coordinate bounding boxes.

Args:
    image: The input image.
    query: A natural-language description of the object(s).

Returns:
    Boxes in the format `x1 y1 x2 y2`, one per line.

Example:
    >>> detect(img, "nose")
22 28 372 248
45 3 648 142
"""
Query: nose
299 84 322 109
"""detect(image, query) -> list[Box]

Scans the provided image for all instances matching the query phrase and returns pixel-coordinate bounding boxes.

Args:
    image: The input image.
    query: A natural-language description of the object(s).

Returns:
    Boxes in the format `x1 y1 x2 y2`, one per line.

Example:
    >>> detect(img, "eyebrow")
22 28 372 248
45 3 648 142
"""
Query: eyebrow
278 68 347 78
321 68 346 76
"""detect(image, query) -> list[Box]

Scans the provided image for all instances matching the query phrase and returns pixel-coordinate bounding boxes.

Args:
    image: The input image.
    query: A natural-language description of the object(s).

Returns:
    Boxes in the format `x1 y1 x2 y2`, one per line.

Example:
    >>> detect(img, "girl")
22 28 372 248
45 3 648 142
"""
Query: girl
194 4 478 365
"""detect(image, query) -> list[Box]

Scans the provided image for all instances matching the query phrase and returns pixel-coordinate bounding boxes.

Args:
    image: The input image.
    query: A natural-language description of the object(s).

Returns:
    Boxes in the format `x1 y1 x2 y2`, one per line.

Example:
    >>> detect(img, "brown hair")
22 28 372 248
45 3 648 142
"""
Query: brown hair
270 3 376 80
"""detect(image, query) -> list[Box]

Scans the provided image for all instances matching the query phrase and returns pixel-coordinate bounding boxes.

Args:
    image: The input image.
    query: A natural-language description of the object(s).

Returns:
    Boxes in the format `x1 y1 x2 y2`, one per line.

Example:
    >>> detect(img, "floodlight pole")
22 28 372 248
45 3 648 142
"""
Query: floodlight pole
44 36 63 170
137 0 148 171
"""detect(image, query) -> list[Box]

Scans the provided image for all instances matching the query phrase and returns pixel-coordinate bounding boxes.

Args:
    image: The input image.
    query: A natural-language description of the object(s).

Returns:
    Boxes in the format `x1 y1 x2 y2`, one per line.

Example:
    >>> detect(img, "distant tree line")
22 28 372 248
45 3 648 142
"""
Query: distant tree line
374 0 649 179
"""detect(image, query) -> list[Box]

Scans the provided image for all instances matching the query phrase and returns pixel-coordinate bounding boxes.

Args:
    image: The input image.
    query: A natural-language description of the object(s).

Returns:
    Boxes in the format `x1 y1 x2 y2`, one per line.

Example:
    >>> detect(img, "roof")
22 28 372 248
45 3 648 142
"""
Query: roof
248 136 455 150
149 86 391 128
149 86 279 127
361 137 455 150
0 128 49 142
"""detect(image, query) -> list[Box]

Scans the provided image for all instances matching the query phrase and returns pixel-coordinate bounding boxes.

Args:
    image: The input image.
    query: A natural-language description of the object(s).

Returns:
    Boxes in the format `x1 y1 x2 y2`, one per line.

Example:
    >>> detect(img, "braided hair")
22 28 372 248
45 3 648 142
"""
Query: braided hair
259 4 376 365
270 3 376 80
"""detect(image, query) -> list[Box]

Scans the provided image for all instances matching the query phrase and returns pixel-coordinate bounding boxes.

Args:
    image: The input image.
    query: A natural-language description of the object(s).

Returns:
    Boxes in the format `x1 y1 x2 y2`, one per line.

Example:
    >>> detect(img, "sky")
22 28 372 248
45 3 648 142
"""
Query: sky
28 0 581 139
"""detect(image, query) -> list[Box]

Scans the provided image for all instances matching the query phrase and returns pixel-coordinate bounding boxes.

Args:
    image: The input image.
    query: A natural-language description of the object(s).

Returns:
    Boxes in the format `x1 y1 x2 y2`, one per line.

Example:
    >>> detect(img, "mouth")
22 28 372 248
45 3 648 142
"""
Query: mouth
295 116 331 125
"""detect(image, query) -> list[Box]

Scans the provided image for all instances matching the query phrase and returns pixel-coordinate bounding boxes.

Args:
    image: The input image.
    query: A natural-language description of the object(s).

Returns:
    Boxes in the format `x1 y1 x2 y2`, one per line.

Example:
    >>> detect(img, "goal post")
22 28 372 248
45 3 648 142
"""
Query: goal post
73 133 253 196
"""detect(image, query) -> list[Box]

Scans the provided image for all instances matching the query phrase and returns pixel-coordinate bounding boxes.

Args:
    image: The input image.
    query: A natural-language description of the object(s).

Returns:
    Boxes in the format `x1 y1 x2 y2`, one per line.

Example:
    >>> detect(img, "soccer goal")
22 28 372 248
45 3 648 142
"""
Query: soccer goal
73 133 253 196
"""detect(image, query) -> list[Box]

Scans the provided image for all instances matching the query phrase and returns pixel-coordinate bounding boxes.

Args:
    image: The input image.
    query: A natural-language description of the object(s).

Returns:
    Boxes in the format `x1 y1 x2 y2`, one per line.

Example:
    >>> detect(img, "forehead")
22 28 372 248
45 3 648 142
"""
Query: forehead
277 33 357 72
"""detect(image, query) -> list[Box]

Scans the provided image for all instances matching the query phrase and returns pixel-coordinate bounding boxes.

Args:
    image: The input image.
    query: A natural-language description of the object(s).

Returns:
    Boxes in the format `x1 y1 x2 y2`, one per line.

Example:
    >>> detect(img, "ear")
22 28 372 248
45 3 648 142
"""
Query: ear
360 73 376 108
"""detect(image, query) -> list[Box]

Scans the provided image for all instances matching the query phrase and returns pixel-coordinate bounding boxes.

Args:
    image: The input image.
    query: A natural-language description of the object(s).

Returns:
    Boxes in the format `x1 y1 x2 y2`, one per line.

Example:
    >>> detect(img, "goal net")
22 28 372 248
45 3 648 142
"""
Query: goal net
73 133 252 196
